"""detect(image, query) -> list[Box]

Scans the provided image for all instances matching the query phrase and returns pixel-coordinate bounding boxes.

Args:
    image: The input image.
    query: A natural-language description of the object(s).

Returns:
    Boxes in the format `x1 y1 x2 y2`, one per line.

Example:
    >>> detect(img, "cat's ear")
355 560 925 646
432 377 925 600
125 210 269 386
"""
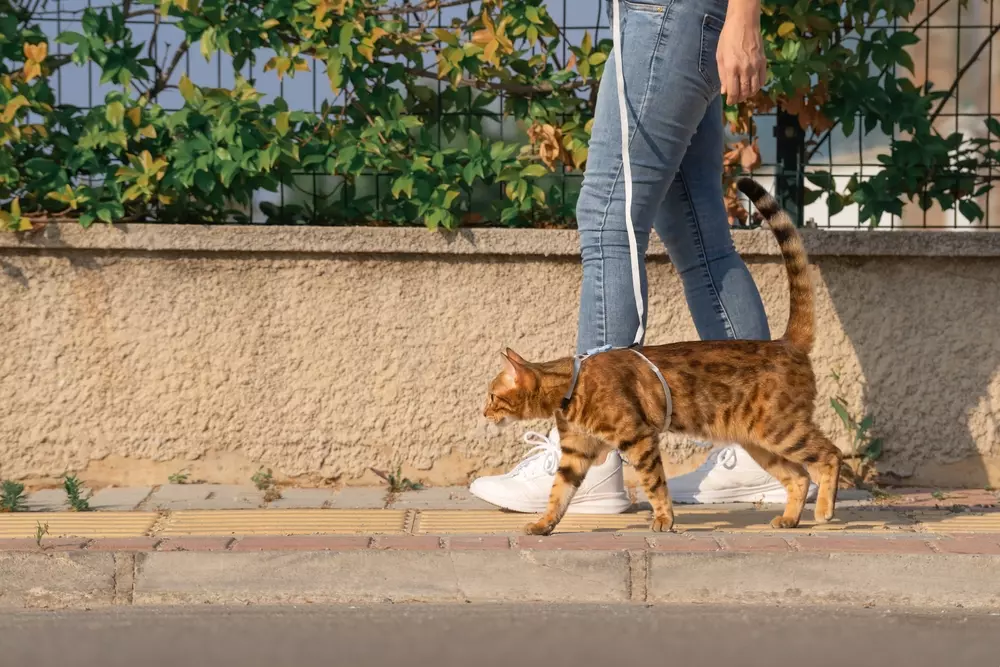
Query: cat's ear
500 349 528 387
504 348 527 365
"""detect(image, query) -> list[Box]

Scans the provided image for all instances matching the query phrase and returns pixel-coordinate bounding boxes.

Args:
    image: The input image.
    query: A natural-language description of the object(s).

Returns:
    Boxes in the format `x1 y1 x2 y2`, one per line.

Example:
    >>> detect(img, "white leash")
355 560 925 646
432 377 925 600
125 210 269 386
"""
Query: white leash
610 0 644 346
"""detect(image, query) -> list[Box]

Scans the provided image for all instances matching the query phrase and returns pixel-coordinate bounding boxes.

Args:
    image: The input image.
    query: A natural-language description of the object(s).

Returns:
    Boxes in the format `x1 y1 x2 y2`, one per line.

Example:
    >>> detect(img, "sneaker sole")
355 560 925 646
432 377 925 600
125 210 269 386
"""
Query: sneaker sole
672 483 819 505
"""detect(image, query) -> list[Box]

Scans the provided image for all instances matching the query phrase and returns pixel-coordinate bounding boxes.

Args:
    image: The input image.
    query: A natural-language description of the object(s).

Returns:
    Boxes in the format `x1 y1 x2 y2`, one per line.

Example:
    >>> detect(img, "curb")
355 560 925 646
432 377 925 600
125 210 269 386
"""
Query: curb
2 534 999 610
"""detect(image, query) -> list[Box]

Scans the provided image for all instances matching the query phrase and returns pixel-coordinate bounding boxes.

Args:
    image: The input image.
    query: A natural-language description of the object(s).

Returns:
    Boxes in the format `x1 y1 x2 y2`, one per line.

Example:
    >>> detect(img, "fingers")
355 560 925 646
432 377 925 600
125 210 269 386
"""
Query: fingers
718 56 767 104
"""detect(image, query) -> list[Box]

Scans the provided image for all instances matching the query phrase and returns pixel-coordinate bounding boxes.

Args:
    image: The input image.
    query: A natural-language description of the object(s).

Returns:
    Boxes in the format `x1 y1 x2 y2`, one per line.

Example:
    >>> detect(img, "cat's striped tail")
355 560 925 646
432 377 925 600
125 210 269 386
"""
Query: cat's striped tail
736 178 814 353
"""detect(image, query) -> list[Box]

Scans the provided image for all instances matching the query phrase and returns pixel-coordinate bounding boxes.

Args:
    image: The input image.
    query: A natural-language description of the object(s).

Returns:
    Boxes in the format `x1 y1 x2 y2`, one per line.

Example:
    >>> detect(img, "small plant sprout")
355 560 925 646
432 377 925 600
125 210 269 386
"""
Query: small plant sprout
830 396 883 488
251 468 282 502
0 480 27 512
35 521 49 548
386 466 424 493
168 470 190 485
63 475 91 512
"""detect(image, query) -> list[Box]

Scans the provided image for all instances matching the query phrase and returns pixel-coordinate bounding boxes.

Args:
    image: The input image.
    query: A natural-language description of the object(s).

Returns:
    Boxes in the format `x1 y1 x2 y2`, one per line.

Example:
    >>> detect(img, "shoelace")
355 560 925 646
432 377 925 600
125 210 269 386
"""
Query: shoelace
704 446 738 471
509 431 561 477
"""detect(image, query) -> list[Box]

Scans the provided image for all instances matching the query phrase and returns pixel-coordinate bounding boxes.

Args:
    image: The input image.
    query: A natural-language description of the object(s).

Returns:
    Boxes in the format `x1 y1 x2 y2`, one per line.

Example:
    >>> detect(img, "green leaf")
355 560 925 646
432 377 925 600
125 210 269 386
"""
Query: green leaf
105 101 125 126
830 397 853 430
864 438 884 461
521 164 548 178
276 112 290 136
986 117 1000 137
200 26 217 61
391 175 414 199
805 171 834 190
194 170 215 194
959 199 984 222
339 23 354 57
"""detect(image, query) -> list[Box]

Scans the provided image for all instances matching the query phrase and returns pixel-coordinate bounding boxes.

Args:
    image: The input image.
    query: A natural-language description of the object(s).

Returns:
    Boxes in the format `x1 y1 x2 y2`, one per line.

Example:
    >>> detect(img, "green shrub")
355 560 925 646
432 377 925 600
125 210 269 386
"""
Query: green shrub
1 0 997 229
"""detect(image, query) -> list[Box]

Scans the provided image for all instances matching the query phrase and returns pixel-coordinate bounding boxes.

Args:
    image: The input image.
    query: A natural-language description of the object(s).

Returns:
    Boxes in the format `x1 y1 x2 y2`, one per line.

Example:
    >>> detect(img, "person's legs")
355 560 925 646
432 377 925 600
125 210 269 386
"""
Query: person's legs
472 0 725 513
654 95 770 344
652 97 816 503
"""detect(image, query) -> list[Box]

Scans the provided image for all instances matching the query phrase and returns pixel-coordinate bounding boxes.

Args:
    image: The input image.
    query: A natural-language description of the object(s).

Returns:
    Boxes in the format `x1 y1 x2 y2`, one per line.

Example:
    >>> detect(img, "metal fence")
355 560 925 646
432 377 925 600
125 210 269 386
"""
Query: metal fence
28 0 1000 228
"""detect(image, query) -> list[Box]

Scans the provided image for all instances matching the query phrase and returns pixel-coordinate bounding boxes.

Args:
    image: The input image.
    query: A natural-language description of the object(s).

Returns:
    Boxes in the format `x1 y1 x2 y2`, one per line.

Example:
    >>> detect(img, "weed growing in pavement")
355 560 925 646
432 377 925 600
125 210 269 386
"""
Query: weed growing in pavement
252 468 282 502
63 475 91 511
35 521 49 548
0 480 27 512
168 470 190 485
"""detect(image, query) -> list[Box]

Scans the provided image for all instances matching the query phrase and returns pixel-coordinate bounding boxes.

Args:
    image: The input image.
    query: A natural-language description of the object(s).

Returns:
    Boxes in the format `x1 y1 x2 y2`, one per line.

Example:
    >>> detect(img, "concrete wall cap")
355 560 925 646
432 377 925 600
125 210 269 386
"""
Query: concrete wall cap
4 223 1000 258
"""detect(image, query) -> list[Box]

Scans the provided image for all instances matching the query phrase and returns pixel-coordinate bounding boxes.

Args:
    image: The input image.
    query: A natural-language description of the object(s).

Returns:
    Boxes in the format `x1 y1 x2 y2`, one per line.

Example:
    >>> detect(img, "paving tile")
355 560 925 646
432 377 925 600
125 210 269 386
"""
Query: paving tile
390 487 496 510
23 489 68 512
518 533 649 550
0 537 88 551
649 535 721 552
931 535 1000 554
375 536 442 550
266 489 337 509
157 536 234 551
146 484 262 510
717 534 794 552
86 537 161 551
232 536 372 551
446 536 512 550
90 487 152 511
327 487 388 509
793 535 935 554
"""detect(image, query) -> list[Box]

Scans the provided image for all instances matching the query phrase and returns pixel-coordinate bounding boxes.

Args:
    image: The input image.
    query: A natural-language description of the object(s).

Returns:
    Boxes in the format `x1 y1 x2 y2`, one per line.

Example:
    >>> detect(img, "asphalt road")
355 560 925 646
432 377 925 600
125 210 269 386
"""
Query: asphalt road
1 604 998 667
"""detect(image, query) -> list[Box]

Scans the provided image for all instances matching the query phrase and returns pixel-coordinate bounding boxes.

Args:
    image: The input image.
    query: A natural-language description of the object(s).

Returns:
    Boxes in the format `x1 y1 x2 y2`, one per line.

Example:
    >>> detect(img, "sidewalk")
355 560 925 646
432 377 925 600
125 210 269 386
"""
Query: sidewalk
1 485 998 610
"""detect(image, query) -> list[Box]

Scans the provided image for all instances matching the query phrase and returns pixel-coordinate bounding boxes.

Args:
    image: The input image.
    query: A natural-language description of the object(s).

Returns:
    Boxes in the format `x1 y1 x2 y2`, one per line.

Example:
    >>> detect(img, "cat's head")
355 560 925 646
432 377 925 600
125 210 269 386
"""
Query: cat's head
483 348 540 424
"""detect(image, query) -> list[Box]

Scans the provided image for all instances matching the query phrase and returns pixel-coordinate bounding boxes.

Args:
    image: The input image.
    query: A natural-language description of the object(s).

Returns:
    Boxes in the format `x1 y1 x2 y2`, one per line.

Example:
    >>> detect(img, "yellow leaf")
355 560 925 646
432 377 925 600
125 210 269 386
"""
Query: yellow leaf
777 22 796 38
581 31 592 54
262 18 280 29
123 185 144 202
23 42 48 63
471 28 493 46
1 95 29 123
276 111 290 136
23 62 41 83
178 75 198 103
483 40 499 65
294 59 310 72
11 197 21 219
127 107 142 126
17 218 33 232
139 150 155 172
369 27 387 42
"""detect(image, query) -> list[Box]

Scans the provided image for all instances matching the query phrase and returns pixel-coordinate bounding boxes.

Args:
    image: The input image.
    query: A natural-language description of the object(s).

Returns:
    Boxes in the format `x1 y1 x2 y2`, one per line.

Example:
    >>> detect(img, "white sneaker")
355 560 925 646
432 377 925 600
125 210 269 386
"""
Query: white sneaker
668 445 818 504
470 429 632 514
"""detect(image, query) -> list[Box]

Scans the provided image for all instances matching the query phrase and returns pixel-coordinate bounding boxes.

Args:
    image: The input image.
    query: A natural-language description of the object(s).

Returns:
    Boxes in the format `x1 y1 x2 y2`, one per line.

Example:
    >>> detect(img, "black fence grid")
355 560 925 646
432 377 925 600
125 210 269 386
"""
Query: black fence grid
25 0 1000 228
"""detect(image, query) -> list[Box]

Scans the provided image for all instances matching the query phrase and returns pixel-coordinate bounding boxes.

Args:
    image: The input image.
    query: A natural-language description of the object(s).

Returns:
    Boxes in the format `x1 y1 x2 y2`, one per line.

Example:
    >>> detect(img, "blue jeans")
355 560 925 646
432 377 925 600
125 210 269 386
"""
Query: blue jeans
577 0 770 353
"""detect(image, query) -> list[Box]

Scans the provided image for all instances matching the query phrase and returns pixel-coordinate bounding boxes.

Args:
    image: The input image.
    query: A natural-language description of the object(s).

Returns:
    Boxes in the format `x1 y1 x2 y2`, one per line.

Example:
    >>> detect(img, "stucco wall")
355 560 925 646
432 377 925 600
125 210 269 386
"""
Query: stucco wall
2 225 999 489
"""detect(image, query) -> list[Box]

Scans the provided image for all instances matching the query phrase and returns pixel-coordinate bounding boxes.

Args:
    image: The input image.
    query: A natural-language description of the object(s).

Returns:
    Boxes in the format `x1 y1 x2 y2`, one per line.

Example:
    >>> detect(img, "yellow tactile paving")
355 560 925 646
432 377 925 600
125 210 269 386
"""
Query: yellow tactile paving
0 512 157 538
160 509 408 536
913 512 1000 533
416 510 656 534
415 508 918 534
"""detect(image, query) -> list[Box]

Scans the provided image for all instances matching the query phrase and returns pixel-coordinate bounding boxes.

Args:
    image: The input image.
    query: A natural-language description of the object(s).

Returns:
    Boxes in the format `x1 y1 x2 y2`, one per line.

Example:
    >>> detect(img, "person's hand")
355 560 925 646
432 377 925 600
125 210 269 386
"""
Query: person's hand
716 0 767 104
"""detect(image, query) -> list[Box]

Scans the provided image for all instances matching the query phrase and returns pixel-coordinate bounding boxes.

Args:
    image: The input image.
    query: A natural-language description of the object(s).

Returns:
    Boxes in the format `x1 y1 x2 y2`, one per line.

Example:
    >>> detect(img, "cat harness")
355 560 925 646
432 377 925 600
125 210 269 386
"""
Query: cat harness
560 344 673 429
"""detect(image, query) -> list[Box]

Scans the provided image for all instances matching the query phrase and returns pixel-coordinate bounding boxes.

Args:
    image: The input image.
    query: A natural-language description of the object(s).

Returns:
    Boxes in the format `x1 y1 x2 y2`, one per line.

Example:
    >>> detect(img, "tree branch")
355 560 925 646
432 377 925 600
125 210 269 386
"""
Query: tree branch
371 0 473 16
806 0 963 162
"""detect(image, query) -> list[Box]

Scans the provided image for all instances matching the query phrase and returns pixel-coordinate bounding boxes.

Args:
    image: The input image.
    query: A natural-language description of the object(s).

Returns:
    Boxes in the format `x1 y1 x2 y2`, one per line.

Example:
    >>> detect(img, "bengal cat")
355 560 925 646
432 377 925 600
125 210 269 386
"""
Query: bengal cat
482 177 841 536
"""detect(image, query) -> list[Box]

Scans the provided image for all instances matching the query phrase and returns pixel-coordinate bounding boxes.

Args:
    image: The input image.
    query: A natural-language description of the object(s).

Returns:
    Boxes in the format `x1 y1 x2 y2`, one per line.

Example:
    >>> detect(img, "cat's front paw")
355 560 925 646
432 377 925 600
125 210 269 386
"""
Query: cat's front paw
651 515 674 532
770 515 800 529
524 520 554 536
